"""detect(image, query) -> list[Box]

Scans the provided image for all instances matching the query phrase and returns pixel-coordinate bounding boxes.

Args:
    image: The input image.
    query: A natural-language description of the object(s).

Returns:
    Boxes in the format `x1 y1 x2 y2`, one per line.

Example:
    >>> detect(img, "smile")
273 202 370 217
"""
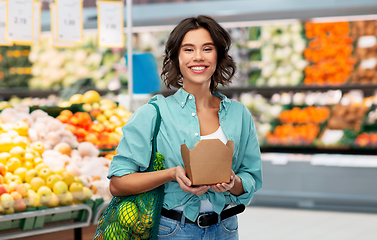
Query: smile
190 66 207 71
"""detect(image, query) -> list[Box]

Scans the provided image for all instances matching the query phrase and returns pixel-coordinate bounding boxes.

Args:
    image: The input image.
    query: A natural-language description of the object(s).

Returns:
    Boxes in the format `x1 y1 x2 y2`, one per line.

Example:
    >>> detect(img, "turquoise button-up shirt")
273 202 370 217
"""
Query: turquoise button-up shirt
108 88 262 222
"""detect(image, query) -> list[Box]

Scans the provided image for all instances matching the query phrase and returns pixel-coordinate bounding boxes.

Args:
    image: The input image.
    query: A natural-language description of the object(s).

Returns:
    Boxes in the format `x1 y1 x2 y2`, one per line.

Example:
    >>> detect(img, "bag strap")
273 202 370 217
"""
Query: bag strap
148 102 161 172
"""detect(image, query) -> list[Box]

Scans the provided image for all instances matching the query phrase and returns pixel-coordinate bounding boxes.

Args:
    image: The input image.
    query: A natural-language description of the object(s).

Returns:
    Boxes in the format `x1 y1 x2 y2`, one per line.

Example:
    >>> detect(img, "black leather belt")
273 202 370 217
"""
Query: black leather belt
161 204 245 228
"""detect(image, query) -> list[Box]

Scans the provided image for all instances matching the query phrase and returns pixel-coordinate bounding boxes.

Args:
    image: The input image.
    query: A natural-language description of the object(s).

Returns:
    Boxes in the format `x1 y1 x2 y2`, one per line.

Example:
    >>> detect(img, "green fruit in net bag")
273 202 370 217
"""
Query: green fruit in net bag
104 222 127 240
117 201 140 229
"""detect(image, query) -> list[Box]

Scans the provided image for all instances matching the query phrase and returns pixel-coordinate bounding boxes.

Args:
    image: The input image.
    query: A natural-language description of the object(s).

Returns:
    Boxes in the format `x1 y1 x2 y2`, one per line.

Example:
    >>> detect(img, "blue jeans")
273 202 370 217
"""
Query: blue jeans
157 214 239 240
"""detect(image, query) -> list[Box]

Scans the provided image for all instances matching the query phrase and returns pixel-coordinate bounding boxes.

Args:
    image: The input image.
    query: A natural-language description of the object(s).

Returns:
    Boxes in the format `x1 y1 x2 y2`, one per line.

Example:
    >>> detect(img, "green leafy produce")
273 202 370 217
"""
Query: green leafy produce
153 152 165 171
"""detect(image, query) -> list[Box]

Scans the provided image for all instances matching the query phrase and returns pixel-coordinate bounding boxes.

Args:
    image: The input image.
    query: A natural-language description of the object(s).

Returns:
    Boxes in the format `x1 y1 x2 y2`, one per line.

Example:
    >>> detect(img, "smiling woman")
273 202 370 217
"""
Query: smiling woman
106 15 262 240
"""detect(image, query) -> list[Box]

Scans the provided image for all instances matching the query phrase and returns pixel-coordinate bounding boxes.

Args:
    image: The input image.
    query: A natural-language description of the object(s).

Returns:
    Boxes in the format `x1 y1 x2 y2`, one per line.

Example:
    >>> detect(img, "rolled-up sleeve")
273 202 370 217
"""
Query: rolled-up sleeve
231 110 262 205
107 103 157 179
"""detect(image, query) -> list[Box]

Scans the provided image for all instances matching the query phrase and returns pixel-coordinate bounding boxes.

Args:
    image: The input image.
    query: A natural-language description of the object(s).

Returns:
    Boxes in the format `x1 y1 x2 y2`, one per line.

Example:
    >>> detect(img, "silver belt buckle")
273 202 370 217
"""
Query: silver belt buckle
197 213 209 228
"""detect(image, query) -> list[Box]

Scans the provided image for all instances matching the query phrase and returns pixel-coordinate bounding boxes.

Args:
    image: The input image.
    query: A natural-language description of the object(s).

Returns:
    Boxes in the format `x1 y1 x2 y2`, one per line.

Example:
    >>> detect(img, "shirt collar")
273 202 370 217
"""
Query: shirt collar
174 88 231 111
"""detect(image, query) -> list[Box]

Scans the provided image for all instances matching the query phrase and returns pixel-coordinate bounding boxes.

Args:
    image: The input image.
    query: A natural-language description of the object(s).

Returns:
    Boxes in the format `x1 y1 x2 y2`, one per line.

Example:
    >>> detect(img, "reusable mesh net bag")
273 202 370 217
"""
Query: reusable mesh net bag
94 103 164 240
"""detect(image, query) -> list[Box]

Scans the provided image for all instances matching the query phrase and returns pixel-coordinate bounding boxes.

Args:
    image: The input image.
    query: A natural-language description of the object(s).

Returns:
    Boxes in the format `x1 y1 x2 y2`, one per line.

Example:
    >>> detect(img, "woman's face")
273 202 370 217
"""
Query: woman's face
178 28 217 89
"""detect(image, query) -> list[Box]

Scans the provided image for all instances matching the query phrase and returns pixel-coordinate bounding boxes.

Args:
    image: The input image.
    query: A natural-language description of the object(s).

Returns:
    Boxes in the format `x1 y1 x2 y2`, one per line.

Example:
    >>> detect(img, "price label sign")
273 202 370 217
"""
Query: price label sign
6 0 34 45
50 4 75 48
56 0 83 43
97 1 124 48
33 1 41 44
0 1 12 46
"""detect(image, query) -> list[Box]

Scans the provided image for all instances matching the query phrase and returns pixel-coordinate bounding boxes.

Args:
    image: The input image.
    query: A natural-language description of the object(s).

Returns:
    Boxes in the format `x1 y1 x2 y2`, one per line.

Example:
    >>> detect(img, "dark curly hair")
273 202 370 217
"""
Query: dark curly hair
161 15 236 93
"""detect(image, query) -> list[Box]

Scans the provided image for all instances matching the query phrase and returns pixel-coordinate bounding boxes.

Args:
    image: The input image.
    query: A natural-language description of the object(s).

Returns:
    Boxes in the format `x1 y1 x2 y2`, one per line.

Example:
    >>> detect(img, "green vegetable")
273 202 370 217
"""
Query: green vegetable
153 152 165 171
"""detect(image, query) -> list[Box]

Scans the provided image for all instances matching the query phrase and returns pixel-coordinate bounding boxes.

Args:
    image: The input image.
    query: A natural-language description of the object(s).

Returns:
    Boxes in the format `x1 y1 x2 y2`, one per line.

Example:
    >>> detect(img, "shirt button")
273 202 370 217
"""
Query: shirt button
189 96 192 99
181 102 184 105
195 133 199 136
192 113 196 116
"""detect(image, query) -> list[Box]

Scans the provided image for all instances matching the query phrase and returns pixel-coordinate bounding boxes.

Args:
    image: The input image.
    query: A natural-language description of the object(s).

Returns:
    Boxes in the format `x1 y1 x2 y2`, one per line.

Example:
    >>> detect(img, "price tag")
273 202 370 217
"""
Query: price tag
50 4 75 48
97 1 124 48
33 1 41 44
56 0 83 43
6 0 34 45
0 1 12 46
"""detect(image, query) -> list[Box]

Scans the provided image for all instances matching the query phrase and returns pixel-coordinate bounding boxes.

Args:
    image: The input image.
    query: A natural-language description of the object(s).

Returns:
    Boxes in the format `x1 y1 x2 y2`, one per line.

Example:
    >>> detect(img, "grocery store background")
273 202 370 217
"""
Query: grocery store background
1 0 377 239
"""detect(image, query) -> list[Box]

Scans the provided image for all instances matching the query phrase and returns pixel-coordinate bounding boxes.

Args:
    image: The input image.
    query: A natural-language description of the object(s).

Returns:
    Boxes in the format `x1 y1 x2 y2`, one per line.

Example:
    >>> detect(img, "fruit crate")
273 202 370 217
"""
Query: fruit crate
0 203 92 240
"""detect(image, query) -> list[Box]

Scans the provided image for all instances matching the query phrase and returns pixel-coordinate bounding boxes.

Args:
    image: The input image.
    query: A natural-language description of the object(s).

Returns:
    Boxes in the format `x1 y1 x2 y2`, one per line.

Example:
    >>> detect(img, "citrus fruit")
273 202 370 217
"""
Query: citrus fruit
117 201 139 229
82 90 101 104
69 94 83 104
103 222 127 240
133 220 149 235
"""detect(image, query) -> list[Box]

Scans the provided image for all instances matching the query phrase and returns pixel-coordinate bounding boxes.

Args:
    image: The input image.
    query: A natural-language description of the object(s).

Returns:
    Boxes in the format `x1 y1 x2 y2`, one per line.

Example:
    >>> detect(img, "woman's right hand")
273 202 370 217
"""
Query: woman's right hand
174 166 210 196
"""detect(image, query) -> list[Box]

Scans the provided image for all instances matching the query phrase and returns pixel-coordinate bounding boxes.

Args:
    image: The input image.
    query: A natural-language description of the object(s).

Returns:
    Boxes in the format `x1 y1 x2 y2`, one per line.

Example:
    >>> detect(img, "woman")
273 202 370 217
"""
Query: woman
108 15 262 239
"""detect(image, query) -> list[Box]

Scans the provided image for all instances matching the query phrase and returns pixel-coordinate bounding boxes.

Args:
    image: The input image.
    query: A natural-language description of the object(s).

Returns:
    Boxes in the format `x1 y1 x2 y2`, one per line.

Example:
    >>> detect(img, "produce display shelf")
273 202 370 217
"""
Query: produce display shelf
250 155 377 213
0 204 92 240
160 84 377 98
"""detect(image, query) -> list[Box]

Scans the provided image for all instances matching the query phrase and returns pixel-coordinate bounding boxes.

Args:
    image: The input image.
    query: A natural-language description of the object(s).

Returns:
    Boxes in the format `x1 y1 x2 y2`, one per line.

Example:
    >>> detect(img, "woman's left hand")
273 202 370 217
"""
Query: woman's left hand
210 170 236 192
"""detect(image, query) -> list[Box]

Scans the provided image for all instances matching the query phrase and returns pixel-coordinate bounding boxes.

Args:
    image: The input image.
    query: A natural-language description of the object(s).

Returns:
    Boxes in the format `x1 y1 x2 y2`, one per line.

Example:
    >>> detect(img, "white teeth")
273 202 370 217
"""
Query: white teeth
190 66 206 71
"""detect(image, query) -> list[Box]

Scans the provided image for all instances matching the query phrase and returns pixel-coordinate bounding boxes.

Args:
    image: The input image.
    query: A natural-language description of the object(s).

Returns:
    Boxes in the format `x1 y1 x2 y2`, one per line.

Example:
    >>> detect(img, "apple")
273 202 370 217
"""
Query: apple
53 181 68 195
35 163 48 172
37 186 52 205
24 152 35 162
0 184 9 196
82 187 92 201
14 167 27 182
47 193 59 208
69 182 84 201
0 193 14 208
6 157 22 172
74 177 84 185
7 175 22 185
23 190 34 207
23 161 33 170
30 177 45 192
24 190 40 207
15 184 28 198
58 192 73 206
33 157 43 166
14 198 27 212
8 182 18 192
24 183 31 190
0 175 3 184
9 146 25 159
12 136 28 150
4 206 14 214
38 168 53 181
31 141 45 155
10 191 22 200
4 172 13 182
25 169 39 183
0 163 6 176
46 174 62 189
61 171 75 187
0 152 11 166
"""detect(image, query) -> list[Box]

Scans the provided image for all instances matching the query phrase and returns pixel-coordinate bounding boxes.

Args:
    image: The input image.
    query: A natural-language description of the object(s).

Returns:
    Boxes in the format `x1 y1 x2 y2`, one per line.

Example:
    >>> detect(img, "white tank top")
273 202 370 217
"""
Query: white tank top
174 126 228 213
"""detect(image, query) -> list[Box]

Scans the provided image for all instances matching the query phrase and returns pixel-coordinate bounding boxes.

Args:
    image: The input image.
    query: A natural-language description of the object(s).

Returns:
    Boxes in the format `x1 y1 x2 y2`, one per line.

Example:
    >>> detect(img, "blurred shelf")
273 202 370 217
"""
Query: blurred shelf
0 204 92 240
159 84 377 98
251 160 377 212
260 146 377 155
